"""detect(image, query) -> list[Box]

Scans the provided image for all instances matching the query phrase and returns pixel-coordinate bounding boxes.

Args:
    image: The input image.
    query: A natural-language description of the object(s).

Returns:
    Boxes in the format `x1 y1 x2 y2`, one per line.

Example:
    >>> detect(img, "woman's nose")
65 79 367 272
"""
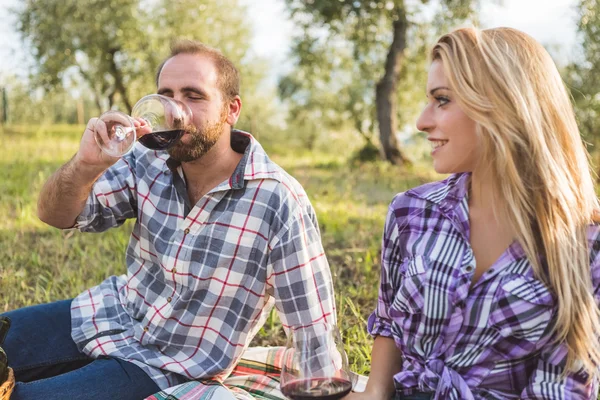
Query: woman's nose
416 105 434 133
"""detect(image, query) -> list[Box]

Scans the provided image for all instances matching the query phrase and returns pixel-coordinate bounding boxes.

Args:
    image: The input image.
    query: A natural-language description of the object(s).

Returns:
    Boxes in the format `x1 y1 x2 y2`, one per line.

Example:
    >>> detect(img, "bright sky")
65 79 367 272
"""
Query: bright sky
0 0 580 83
239 0 580 63
480 0 579 63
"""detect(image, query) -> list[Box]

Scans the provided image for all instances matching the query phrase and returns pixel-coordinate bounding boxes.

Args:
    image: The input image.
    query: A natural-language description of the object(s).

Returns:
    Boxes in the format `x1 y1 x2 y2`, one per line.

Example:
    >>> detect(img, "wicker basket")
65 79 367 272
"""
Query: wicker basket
0 368 13 400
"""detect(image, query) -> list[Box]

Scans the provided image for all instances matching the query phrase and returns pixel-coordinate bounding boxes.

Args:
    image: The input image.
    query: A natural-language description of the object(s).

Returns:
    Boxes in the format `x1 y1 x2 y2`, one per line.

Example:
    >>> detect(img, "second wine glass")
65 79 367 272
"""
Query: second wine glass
280 324 355 400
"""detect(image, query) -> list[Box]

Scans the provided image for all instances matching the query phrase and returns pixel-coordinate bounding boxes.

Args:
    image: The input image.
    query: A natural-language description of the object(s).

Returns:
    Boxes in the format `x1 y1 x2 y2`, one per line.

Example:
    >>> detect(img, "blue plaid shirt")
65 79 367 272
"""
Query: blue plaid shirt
70 131 336 389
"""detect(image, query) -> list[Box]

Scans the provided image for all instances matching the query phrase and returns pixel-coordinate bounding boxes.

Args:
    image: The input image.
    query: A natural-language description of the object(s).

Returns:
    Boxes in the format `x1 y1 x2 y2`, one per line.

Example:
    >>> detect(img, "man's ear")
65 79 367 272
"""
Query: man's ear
226 96 242 126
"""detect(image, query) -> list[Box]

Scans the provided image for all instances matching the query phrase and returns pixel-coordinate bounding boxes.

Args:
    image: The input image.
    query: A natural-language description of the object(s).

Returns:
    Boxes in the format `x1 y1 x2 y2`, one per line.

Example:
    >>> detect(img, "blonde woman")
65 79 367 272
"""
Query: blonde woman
347 27 600 399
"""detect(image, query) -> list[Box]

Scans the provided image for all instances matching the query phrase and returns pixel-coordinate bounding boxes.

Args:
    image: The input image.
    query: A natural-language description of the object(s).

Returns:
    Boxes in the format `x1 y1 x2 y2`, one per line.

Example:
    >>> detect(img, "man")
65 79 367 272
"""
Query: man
2 40 335 400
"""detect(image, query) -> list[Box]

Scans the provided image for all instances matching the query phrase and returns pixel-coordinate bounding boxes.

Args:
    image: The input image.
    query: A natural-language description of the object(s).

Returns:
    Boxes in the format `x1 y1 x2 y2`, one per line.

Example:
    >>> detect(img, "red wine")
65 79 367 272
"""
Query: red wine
139 129 184 150
281 377 352 400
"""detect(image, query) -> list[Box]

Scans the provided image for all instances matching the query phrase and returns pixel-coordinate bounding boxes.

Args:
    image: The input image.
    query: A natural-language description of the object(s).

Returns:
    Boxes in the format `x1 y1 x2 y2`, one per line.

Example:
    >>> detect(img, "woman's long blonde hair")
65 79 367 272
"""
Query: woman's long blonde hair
432 27 600 375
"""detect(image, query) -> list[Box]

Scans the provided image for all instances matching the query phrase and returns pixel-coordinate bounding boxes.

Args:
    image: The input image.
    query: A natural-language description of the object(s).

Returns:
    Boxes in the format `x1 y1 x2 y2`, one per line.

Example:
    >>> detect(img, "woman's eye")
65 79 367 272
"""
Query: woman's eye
435 96 449 107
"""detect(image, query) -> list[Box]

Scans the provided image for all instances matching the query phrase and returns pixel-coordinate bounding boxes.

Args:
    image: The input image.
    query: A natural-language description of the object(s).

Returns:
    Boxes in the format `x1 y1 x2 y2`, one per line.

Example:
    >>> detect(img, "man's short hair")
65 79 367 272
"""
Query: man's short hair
155 39 240 101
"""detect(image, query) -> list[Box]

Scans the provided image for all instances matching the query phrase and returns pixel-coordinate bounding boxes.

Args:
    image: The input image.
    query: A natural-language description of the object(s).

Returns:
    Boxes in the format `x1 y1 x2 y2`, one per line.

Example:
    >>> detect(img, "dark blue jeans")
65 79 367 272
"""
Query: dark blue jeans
2 299 160 400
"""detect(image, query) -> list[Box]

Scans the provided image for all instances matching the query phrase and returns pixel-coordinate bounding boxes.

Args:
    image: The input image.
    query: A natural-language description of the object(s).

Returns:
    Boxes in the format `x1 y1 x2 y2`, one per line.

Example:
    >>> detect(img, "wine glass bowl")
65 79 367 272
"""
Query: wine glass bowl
131 94 192 151
280 324 354 400
93 110 137 157
94 94 193 157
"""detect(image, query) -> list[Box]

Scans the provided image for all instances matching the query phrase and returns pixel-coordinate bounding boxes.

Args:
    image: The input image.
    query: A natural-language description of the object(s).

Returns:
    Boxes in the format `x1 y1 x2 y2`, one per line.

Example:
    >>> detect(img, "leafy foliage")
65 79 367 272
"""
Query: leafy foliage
13 0 272 121
17 0 146 111
564 0 600 147
280 0 478 160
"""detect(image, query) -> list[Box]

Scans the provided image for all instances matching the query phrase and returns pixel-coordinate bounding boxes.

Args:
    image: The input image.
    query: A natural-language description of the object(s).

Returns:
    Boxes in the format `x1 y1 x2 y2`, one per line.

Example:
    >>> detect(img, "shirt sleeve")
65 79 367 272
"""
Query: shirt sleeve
520 341 596 399
267 201 336 330
74 153 138 233
368 200 402 338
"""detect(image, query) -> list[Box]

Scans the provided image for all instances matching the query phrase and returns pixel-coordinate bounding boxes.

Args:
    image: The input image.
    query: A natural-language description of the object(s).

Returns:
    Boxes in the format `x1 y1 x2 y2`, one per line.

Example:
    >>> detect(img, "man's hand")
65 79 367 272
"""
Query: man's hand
37 117 147 229
74 118 129 169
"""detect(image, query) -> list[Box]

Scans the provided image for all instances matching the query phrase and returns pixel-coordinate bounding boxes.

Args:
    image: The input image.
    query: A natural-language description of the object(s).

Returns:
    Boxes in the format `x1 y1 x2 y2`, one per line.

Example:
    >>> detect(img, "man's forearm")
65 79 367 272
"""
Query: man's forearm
37 154 108 229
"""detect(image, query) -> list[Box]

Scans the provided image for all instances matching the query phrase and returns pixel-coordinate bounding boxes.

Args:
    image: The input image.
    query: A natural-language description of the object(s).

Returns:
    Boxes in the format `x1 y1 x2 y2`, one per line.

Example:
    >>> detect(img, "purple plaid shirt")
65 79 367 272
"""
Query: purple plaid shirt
369 173 600 399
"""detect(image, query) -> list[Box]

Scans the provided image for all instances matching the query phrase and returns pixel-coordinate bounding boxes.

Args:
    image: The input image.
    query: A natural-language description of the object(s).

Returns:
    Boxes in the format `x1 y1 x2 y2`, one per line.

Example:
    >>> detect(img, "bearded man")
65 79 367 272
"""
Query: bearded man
3 40 335 400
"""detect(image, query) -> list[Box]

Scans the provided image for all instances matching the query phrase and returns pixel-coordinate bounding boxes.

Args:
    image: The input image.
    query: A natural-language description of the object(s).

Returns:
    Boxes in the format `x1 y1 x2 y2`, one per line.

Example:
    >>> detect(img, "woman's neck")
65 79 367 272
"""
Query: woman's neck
469 170 514 236
469 171 495 213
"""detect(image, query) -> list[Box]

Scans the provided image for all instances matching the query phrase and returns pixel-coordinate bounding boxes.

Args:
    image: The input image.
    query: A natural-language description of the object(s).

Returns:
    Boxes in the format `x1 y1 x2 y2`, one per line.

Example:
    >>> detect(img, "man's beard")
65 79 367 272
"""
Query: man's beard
167 109 227 162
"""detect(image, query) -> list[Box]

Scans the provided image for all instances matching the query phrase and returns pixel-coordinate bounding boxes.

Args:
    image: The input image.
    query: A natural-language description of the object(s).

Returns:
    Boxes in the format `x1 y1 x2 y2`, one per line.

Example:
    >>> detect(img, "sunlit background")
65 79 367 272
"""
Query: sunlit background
0 0 588 155
2 0 600 381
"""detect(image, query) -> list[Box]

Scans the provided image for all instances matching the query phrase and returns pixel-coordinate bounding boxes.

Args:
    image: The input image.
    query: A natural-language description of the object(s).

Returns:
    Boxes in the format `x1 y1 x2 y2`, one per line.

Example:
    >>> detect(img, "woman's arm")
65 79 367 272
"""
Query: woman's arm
345 335 402 400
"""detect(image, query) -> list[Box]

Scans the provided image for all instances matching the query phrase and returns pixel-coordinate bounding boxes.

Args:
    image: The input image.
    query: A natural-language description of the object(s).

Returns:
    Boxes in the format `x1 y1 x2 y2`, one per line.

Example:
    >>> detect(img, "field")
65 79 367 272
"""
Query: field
0 124 439 376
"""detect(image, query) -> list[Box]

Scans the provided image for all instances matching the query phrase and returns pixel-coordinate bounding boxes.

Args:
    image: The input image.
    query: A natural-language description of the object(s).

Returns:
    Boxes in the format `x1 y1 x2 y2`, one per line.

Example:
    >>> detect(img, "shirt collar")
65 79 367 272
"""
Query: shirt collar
405 173 530 267
164 129 281 190
406 173 470 213
405 173 471 241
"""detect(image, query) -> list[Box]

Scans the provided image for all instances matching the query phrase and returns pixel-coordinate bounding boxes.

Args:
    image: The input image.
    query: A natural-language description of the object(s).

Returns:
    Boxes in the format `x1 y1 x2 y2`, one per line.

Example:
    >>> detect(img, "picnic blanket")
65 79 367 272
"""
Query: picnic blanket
145 346 367 400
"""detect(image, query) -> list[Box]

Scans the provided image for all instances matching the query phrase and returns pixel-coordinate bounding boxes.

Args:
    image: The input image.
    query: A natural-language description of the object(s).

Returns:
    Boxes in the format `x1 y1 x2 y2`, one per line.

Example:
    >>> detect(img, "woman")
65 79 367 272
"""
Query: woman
348 27 600 399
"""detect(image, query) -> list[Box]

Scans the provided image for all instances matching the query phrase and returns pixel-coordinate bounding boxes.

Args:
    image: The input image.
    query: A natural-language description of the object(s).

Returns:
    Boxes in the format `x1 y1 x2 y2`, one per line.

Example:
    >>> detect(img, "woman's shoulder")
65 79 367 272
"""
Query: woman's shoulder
587 224 600 297
587 222 600 244
588 223 600 256
390 173 469 210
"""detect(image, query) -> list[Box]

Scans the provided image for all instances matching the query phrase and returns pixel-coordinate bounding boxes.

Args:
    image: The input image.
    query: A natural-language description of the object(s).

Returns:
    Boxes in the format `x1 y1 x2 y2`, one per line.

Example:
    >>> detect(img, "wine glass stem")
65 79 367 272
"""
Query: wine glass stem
115 126 135 141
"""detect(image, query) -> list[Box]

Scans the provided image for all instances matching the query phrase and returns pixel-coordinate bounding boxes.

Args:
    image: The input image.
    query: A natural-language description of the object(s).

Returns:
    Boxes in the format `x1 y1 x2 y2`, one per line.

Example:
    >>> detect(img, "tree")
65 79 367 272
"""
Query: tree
16 0 146 113
0 72 94 125
14 0 267 118
282 0 479 164
564 0 600 150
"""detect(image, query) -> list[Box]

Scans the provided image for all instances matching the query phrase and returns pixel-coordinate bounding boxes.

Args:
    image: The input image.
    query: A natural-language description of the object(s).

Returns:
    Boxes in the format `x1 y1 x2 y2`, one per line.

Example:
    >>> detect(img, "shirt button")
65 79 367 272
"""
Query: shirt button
143 326 149 332
167 297 172 303
172 267 177 274
465 265 474 272
184 228 190 234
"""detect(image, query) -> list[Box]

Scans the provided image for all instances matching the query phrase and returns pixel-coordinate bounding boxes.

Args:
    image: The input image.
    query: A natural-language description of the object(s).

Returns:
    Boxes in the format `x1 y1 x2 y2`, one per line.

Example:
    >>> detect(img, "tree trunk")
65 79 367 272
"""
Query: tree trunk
108 90 116 110
94 95 103 115
76 65 103 115
375 10 411 166
1 87 7 124
107 48 133 113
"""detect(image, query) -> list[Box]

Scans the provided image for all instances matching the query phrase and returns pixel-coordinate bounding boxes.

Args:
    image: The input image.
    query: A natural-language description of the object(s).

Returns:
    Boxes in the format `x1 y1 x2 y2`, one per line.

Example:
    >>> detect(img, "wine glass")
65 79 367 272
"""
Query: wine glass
94 94 193 157
280 324 355 400
93 110 137 157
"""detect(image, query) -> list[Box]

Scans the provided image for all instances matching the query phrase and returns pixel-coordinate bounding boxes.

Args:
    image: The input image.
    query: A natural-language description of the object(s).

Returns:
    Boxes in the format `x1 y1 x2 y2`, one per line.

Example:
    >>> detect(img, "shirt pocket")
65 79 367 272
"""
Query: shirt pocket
390 255 429 315
489 275 555 345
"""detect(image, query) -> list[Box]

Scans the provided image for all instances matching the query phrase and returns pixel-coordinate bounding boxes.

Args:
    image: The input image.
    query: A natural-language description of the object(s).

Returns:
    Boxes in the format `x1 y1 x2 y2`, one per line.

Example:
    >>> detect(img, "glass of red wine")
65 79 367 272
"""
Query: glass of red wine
94 94 192 157
280 323 355 400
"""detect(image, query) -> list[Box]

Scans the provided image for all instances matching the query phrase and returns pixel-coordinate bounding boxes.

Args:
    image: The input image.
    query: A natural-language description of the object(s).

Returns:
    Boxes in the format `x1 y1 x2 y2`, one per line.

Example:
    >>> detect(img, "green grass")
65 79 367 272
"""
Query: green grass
0 124 438 376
